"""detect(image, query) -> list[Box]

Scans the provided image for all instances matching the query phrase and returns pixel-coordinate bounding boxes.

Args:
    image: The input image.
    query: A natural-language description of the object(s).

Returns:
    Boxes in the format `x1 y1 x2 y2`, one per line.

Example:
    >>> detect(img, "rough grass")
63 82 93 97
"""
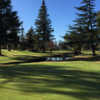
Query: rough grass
0 50 100 100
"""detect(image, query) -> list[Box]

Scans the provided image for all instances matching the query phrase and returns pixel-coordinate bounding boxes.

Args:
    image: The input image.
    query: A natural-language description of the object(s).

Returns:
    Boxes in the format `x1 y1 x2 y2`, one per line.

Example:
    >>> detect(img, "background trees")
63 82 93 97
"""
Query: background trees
64 25 84 55
25 27 35 51
0 0 100 55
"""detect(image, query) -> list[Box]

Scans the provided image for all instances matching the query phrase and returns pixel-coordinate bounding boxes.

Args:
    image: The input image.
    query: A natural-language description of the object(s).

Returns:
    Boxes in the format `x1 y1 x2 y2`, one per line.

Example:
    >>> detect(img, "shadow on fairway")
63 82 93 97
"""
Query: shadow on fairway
3 52 100 65
68 55 100 62
0 55 47 65
0 63 100 100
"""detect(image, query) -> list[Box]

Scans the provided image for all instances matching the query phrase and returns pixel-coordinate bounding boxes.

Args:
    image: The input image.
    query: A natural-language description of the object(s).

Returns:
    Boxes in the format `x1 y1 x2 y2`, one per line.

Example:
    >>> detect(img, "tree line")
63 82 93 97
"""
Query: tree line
0 0 100 56
0 0 55 55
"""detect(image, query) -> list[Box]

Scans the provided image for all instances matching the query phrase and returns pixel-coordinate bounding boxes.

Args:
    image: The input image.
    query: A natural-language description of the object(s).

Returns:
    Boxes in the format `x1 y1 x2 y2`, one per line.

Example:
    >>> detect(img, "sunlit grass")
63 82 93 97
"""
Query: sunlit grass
0 50 100 100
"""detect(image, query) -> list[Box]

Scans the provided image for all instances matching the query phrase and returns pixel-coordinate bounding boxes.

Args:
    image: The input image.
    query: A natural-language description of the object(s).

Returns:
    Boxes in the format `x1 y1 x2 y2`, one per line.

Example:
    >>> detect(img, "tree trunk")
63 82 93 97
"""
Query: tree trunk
42 46 46 53
91 44 96 56
90 32 96 56
7 44 12 51
74 45 82 55
42 42 46 53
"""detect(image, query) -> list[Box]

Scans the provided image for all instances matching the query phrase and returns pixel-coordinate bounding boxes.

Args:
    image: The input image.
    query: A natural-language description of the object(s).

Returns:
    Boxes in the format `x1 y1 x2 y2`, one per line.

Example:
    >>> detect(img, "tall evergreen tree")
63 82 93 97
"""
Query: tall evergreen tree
0 0 21 54
35 0 54 52
75 0 97 56
7 11 21 50
0 0 12 55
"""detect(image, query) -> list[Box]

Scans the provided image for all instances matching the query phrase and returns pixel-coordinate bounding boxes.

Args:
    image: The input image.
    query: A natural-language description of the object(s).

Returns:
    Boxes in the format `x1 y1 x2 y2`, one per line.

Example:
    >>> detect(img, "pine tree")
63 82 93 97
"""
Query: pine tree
0 0 12 55
7 11 21 50
64 25 85 54
26 27 35 51
35 0 54 52
0 0 21 54
75 0 97 56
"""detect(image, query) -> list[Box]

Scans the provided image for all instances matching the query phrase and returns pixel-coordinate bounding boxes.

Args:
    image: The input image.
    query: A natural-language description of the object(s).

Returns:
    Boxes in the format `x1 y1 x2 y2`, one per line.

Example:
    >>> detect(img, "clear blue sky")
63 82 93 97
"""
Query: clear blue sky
11 0 100 41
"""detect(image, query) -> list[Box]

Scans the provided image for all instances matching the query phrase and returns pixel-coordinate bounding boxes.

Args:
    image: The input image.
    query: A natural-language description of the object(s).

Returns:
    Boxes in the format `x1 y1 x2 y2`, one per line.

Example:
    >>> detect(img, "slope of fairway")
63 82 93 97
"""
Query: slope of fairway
0 50 100 100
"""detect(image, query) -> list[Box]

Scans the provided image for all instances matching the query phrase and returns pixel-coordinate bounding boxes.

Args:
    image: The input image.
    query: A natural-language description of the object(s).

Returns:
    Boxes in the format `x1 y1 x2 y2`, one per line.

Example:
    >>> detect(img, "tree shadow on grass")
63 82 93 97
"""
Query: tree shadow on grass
0 63 100 100
67 55 100 62
58 51 100 62
0 55 47 65
4 53 100 65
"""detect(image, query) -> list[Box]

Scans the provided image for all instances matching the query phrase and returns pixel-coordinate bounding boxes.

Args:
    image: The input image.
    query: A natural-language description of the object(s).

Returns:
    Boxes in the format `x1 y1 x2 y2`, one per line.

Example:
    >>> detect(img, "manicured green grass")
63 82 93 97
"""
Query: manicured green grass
0 50 100 100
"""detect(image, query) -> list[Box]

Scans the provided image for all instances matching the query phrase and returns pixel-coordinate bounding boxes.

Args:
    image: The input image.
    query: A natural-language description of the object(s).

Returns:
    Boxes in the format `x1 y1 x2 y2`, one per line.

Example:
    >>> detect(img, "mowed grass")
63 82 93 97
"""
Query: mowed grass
0 50 100 100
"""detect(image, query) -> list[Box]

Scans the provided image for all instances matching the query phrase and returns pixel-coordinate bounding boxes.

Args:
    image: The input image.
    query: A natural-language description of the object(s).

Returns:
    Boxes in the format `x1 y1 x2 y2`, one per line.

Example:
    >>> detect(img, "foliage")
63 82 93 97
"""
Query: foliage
97 11 100 31
0 0 21 55
75 0 97 56
35 0 54 52
25 27 35 51
64 0 99 56
64 25 86 54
